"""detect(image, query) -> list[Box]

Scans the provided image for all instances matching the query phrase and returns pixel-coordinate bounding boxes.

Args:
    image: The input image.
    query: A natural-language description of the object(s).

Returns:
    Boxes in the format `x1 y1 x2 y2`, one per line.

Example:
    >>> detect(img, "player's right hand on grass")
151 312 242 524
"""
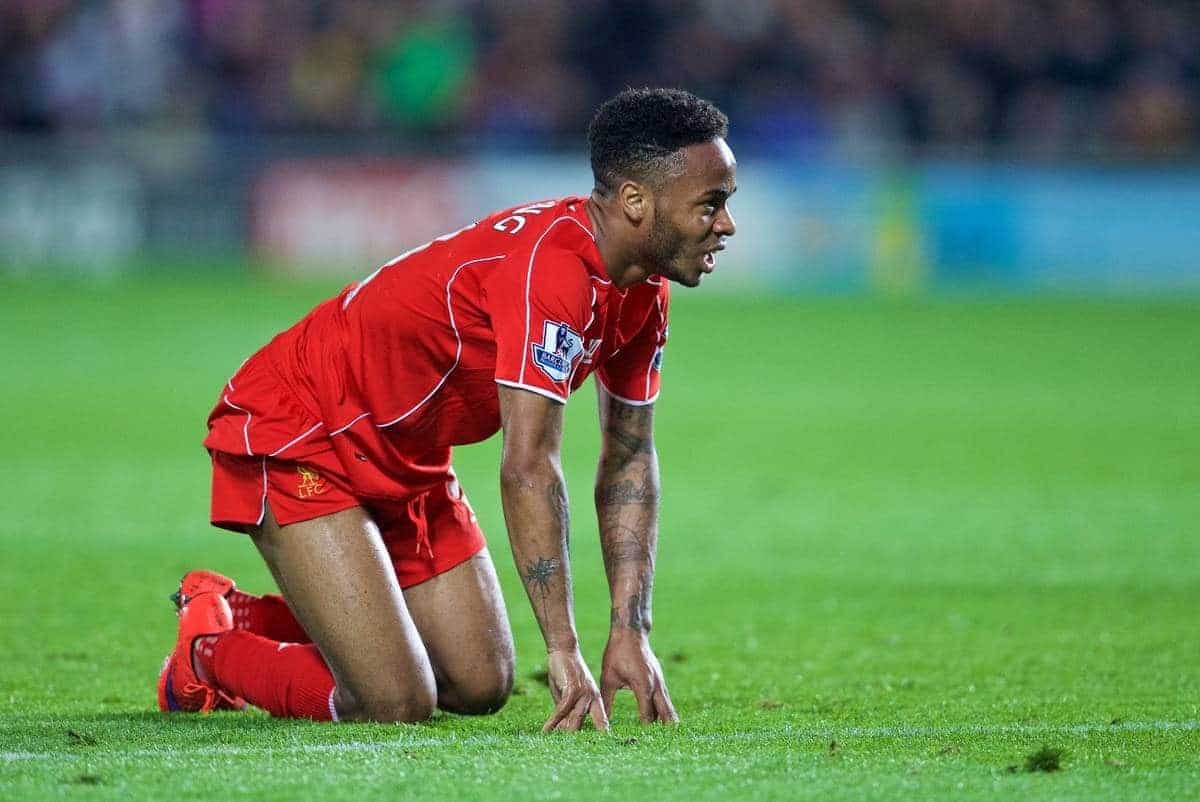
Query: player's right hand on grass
542 647 609 733
599 629 679 725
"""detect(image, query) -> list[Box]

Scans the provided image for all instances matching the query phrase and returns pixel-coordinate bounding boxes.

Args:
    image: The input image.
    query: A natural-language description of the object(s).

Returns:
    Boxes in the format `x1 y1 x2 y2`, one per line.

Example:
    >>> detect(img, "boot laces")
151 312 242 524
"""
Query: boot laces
181 681 240 714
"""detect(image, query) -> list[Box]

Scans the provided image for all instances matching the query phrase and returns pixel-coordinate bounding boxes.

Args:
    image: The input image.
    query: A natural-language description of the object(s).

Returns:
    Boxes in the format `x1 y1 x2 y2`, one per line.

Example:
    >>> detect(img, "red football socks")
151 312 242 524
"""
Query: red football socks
200 630 337 721
190 588 334 720
226 590 312 644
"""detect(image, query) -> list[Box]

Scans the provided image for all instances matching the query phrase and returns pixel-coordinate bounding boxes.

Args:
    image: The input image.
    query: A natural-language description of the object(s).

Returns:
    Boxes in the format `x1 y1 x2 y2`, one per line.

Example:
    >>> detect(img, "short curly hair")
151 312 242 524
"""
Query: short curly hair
588 88 729 195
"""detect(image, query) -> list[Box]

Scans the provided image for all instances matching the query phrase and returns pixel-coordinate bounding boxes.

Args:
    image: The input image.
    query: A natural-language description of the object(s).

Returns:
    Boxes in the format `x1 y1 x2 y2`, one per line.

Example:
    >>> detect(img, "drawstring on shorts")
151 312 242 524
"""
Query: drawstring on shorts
407 492 433 559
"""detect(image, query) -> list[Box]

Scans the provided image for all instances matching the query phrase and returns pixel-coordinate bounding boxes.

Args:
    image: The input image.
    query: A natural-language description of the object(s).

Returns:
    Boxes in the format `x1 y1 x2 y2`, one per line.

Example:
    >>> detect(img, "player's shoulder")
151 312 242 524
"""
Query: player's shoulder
480 197 594 250
482 196 604 286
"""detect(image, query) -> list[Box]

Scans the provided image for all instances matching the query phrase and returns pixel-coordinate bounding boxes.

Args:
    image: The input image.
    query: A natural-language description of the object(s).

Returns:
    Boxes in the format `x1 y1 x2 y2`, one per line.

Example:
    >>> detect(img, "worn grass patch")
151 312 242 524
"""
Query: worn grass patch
1024 745 1065 773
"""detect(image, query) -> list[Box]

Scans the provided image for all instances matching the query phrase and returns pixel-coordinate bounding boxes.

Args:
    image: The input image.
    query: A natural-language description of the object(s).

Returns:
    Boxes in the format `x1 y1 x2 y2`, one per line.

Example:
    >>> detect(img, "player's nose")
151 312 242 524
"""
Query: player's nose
715 207 736 237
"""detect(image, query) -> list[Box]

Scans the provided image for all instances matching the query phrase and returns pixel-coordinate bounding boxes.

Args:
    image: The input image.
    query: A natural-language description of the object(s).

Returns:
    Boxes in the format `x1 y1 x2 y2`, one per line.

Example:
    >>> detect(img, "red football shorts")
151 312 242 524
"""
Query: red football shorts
210 448 486 589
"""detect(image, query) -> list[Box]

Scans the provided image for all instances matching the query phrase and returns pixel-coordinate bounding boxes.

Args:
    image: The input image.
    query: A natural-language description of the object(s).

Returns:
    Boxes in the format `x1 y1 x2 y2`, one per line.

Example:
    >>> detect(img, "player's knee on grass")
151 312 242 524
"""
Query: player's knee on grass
333 681 436 725
439 655 515 716
334 672 437 723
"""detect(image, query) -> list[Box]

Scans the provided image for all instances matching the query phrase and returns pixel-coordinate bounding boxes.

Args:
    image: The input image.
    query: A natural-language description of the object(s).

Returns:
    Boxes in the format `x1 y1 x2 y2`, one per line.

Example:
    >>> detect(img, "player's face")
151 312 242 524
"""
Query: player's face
647 138 737 287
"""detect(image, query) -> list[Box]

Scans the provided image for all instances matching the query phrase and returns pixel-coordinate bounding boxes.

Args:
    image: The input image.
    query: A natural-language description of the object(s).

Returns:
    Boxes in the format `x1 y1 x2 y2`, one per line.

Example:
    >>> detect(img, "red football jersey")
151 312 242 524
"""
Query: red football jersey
205 196 668 499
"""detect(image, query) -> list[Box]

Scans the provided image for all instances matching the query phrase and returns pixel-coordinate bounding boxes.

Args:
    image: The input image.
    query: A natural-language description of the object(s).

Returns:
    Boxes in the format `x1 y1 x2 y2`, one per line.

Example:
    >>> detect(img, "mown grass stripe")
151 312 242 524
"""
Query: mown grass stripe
3 719 1196 763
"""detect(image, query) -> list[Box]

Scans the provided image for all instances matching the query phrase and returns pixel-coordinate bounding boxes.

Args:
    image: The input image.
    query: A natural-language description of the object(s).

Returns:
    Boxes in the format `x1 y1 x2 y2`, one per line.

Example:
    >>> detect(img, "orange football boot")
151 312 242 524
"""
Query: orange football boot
157 589 246 713
169 569 236 611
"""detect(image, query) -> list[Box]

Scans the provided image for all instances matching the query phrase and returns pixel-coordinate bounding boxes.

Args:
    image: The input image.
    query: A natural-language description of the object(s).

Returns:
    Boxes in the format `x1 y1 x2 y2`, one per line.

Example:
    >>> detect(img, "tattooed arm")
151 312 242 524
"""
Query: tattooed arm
594 384 679 723
497 385 608 732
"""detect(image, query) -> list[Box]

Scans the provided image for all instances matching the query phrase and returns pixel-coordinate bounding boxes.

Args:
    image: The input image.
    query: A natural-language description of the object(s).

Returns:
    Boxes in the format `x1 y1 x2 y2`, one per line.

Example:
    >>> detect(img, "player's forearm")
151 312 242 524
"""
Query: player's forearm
500 459 579 651
596 463 658 633
595 403 660 634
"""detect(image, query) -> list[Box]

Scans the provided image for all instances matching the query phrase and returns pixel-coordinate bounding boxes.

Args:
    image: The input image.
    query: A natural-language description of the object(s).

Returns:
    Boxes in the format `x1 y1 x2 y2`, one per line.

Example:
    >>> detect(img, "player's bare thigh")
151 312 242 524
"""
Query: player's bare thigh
249 504 437 723
402 547 516 715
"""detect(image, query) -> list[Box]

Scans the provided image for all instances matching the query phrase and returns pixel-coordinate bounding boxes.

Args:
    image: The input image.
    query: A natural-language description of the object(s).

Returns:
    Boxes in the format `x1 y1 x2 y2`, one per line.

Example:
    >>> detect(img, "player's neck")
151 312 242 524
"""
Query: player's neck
585 194 656 289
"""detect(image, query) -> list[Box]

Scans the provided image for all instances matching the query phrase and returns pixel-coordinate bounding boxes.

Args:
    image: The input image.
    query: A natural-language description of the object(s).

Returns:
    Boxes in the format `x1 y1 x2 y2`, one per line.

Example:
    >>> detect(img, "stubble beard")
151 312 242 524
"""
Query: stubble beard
646 212 699 287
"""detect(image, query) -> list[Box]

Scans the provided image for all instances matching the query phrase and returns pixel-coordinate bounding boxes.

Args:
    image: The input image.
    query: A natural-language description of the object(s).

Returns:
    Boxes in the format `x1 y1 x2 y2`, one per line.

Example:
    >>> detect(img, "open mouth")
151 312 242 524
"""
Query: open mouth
701 244 724 273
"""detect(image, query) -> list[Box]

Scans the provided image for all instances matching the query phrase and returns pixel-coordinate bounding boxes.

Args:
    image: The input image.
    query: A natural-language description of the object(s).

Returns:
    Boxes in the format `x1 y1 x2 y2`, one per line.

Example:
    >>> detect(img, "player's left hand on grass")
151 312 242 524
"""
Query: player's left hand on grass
542 647 610 733
600 629 679 724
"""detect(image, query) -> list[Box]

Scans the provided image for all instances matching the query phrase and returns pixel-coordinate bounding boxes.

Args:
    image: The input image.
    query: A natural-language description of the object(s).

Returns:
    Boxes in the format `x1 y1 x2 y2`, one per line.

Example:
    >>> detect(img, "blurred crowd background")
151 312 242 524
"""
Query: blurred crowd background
3 0 1198 159
2 0 1199 288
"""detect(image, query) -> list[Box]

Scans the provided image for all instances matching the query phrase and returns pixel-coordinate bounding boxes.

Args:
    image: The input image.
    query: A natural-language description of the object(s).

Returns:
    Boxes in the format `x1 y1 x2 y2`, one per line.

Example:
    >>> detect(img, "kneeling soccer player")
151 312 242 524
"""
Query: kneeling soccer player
158 87 737 731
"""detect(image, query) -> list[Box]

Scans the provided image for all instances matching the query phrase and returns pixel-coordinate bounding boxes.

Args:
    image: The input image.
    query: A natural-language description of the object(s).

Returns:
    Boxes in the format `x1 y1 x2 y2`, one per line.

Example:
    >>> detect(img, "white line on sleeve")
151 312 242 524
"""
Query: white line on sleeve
519 216 595 385
595 375 658 406
495 379 567 405
644 292 665 400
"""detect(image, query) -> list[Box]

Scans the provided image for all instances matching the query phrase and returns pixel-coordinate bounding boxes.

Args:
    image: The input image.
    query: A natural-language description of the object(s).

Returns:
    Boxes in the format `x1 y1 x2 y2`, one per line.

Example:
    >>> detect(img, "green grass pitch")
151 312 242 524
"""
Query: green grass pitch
1 273 1197 800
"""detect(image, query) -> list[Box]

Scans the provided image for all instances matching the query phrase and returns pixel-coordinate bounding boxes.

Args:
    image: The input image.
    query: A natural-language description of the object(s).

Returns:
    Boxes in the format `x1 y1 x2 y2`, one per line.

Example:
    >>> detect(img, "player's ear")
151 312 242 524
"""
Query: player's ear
618 180 650 225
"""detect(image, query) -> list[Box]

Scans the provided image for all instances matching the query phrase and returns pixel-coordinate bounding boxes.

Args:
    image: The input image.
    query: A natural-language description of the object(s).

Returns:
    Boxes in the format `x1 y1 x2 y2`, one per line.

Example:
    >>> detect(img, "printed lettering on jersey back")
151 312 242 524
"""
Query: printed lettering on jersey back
493 200 558 235
531 321 585 383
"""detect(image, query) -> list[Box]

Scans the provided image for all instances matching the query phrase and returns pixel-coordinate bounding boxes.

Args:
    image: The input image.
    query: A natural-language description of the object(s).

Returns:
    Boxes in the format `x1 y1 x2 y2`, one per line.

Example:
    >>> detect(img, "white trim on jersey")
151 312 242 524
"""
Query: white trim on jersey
375 255 505 428
595 375 658 407
583 285 598 331
226 356 250 392
329 412 369 437
519 216 597 386
328 254 506 437
342 221 479 310
644 292 665 400
268 422 325 458
495 379 568 405
566 294 596 389
222 394 254 456
257 457 268 526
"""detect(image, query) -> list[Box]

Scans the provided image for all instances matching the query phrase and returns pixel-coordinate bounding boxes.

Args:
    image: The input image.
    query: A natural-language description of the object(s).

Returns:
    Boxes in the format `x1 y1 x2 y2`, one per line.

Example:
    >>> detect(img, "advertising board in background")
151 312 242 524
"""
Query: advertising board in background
0 164 143 271
248 157 885 295
917 165 1200 291
251 159 472 274
2 142 1198 294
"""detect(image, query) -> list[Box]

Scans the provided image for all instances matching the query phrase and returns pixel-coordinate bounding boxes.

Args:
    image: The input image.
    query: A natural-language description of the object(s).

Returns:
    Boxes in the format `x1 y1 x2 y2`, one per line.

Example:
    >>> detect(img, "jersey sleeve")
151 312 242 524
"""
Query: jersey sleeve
596 283 669 406
489 247 594 404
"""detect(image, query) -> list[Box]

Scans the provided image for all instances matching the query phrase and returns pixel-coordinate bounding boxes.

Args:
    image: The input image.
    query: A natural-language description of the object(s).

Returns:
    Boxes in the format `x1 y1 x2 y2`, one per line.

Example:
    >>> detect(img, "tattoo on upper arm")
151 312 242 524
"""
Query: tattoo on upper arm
601 397 654 462
605 427 650 459
595 478 659 506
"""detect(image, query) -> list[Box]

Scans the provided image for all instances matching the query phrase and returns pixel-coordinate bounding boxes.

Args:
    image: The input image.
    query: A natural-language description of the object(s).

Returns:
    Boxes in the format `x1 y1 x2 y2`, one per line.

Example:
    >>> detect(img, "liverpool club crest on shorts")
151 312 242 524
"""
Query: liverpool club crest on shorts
296 465 329 498
531 321 584 383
